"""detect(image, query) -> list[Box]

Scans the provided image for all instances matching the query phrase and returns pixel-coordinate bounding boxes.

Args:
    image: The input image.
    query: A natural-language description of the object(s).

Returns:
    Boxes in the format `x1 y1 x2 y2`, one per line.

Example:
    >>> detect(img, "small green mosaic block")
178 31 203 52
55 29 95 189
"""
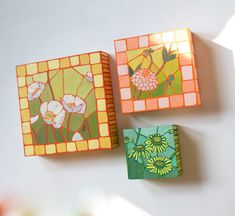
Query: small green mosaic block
123 125 182 179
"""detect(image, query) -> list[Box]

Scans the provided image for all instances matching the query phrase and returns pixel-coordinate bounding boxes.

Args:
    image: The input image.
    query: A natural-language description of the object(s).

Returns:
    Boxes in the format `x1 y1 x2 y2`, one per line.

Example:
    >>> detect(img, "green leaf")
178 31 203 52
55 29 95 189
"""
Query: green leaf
55 128 65 142
167 54 176 61
40 83 53 102
29 99 40 116
37 126 47 144
129 66 134 77
69 113 84 131
78 120 90 139
48 126 56 143
162 46 168 62
87 112 99 138
151 82 166 97
31 116 44 132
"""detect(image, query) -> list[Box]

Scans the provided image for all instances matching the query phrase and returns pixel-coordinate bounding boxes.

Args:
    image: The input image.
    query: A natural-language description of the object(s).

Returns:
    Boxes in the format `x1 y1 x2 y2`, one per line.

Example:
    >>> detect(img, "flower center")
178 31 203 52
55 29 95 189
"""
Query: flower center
45 111 55 121
136 145 144 151
155 161 165 168
151 136 162 145
143 70 150 78
67 103 76 108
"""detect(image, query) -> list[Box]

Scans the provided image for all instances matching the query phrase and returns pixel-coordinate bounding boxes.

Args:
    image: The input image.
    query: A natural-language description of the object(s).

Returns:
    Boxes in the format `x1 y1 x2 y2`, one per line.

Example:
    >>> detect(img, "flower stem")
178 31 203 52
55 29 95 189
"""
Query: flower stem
137 90 142 99
46 73 55 99
135 161 138 178
141 164 145 178
66 113 72 141
31 127 39 144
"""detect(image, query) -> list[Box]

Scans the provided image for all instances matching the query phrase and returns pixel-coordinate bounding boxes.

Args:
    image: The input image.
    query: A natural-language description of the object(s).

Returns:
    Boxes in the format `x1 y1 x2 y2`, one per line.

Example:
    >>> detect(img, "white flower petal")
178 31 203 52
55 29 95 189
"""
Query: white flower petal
74 96 86 114
85 72 93 82
63 95 75 104
27 82 45 101
48 100 63 115
61 100 73 113
28 83 39 94
40 102 48 116
72 132 83 141
52 110 65 128
28 94 34 101
30 115 39 124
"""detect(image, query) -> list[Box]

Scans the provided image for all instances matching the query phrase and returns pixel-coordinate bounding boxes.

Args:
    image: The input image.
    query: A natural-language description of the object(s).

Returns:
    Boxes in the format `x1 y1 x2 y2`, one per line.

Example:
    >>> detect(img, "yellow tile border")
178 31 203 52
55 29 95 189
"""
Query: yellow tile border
17 51 119 156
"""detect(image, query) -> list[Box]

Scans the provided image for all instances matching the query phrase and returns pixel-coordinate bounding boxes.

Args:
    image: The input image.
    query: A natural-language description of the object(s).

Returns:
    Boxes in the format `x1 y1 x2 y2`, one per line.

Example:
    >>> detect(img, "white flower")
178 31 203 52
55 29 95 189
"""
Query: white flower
61 95 86 114
40 100 65 128
30 115 39 124
131 69 158 91
28 82 45 101
72 132 83 141
85 72 93 82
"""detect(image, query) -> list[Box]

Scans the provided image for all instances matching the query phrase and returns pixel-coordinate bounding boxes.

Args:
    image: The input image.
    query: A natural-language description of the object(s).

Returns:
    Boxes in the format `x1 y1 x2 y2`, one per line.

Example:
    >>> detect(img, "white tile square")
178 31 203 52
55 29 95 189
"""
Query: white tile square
118 65 128 76
182 66 193 80
139 36 149 48
134 100 145 111
120 88 131 100
184 93 197 106
115 40 127 52
158 97 170 109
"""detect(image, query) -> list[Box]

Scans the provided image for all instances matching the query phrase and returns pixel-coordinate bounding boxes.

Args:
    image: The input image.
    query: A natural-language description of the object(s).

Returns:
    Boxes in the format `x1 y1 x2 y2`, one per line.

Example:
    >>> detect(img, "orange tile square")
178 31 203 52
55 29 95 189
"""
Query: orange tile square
182 80 195 92
179 54 192 66
116 52 127 65
119 75 130 88
149 33 162 45
146 98 158 110
127 37 139 50
122 100 133 113
170 95 184 107
114 28 200 114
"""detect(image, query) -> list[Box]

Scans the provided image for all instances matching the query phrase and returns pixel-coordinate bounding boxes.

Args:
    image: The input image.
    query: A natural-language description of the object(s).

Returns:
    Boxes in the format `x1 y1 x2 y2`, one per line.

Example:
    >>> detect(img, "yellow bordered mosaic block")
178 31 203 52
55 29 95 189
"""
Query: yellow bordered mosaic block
16 51 118 156
114 28 201 113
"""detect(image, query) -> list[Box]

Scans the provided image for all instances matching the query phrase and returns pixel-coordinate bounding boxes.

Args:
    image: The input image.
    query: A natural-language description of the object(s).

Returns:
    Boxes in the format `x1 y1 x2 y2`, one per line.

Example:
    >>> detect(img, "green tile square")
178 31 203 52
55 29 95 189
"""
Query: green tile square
123 125 182 179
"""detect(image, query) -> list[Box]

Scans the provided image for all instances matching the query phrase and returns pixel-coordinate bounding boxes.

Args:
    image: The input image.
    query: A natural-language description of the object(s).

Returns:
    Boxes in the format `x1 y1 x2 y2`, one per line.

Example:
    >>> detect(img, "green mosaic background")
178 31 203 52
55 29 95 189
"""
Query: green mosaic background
123 125 182 179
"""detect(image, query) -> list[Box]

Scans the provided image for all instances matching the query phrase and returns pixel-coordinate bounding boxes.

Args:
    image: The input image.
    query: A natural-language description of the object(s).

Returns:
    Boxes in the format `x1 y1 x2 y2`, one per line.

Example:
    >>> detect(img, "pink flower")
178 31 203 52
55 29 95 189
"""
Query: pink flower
131 69 158 91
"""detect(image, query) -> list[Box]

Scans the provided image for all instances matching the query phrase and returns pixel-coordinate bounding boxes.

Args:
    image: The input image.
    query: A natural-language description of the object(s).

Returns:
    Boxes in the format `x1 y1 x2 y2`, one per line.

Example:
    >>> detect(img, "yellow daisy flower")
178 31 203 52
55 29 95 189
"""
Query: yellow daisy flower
146 156 173 175
145 134 168 153
128 144 151 161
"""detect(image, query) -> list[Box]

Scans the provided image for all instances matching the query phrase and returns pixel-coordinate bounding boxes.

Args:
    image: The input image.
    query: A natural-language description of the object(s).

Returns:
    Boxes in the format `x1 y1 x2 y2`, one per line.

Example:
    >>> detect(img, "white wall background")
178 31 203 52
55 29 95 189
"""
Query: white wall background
1 0 235 215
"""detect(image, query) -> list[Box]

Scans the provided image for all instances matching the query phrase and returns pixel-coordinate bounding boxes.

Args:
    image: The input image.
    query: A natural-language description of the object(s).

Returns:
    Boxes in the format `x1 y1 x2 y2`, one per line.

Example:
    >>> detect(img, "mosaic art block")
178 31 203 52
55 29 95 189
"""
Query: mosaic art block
16 51 118 156
114 28 201 113
123 125 182 179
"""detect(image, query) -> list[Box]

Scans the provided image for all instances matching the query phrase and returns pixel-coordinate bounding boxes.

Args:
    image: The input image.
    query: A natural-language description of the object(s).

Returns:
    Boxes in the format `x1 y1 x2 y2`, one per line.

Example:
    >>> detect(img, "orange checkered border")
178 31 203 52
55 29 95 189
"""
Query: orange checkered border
16 51 118 156
114 28 201 113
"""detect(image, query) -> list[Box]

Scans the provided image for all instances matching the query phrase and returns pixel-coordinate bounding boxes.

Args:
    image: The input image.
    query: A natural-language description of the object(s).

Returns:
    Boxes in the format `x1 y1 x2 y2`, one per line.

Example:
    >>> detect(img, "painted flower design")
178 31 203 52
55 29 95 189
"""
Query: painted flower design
146 156 173 175
131 68 157 91
85 72 93 82
61 95 86 113
30 115 39 124
40 100 65 128
145 134 168 153
28 82 45 101
128 144 151 161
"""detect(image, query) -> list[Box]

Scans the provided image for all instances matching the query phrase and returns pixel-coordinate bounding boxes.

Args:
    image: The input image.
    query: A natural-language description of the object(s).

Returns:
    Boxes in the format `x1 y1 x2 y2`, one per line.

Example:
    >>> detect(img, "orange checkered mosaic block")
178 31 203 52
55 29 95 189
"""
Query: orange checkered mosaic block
16 51 118 156
114 28 201 113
